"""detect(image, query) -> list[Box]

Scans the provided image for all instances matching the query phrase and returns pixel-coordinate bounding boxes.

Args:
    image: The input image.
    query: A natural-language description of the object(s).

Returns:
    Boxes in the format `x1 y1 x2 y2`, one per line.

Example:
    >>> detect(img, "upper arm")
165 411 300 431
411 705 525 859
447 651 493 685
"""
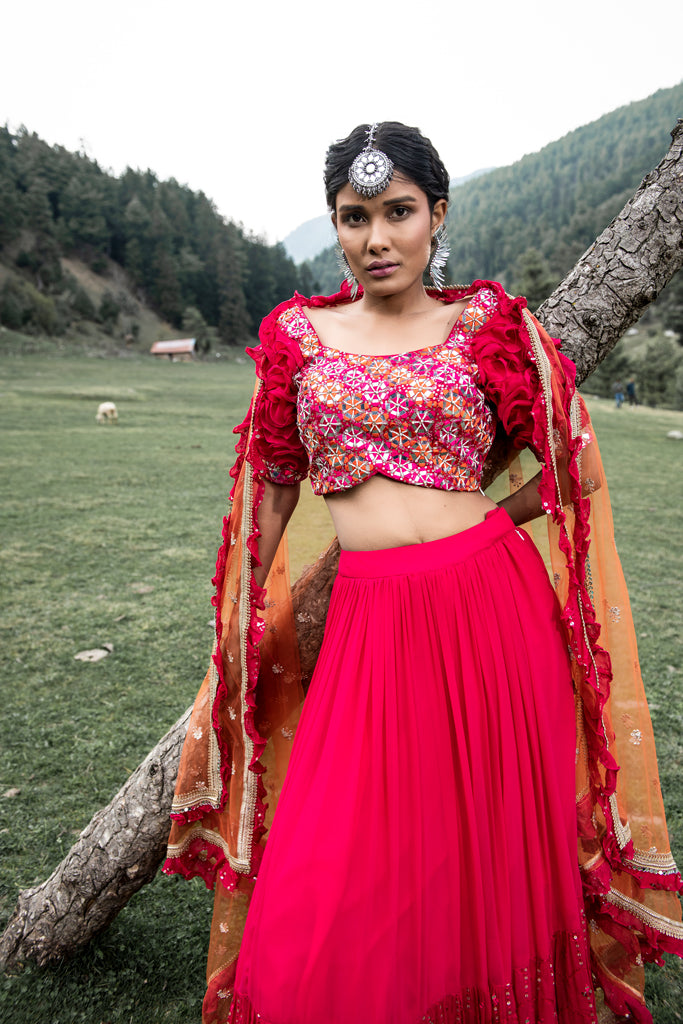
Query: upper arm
246 310 310 486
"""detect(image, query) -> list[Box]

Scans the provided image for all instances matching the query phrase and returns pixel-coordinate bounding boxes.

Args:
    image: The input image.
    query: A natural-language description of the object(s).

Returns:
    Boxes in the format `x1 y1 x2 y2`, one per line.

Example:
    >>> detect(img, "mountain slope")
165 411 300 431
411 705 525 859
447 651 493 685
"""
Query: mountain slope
447 82 683 292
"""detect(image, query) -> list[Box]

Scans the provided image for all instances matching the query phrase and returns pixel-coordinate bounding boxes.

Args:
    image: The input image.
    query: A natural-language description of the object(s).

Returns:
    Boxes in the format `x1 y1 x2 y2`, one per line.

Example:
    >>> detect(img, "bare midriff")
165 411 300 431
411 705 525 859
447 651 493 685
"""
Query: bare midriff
324 474 497 551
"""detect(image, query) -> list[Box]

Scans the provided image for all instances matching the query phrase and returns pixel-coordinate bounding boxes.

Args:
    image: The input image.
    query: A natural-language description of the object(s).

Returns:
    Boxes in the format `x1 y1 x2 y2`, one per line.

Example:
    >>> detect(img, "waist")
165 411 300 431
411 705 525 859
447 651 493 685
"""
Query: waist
325 475 497 551
338 507 517 578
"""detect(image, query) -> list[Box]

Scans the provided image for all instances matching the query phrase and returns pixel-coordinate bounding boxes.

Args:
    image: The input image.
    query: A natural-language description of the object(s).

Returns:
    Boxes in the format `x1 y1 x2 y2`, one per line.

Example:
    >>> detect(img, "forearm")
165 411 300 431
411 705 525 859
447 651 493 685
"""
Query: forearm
253 480 301 588
497 471 544 526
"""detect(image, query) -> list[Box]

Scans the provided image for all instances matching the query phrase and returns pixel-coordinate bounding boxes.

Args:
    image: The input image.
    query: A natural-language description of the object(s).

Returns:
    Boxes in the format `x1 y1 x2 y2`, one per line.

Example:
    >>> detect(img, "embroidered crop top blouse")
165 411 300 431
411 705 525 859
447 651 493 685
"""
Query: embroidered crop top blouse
246 285 504 496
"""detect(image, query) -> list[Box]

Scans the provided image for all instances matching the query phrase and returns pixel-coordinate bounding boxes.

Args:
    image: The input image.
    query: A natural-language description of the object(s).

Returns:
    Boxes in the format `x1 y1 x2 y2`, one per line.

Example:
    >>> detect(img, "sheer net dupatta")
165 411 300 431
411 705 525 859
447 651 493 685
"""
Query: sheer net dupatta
496 312 683 1022
555 414 682 1019
164 380 305 1021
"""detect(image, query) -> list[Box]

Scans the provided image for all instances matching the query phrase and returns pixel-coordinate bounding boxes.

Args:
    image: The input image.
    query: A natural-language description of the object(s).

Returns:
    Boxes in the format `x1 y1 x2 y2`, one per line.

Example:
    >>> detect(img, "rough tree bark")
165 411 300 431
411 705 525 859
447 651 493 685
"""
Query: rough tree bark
538 119 683 383
0 708 191 968
2 121 682 974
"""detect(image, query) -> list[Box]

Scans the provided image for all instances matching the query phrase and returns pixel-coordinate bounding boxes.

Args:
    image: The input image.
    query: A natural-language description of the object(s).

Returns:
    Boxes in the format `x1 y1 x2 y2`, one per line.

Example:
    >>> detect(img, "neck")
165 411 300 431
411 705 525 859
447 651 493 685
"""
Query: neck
358 280 437 318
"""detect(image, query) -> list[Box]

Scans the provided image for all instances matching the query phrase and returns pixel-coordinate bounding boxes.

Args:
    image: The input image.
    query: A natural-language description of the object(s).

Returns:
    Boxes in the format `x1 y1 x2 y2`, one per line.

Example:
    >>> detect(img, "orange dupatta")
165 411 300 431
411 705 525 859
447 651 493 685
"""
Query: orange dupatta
494 304 683 1020
164 377 306 1017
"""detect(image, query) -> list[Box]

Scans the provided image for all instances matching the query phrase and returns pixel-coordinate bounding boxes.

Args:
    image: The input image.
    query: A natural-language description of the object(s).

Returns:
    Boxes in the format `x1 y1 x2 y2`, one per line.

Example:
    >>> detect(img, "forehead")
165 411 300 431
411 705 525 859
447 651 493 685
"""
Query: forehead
335 173 426 211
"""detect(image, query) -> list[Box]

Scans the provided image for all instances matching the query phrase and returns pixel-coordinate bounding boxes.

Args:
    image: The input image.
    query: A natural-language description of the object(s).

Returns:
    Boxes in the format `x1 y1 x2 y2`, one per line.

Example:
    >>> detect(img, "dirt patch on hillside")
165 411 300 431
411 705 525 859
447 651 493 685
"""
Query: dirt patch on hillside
61 257 178 348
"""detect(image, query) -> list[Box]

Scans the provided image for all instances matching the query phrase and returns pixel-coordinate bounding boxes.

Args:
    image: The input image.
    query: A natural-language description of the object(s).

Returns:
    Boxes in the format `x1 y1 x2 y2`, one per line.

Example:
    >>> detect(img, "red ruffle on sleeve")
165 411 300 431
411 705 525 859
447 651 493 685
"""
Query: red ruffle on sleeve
467 286 543 456
241 302 309 487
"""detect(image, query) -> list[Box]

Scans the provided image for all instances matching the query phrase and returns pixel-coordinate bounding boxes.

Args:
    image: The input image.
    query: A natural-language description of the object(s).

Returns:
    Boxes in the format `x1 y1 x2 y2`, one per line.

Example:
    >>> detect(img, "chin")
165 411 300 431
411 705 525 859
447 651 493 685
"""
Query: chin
361 272 409 295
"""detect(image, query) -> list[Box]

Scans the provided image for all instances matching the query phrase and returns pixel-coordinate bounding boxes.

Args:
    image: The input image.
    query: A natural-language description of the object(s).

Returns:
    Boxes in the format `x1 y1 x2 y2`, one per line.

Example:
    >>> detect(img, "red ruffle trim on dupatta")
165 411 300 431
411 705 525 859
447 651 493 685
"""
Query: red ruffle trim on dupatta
465 281 683 1021
163 479 271 891
164 300 310 893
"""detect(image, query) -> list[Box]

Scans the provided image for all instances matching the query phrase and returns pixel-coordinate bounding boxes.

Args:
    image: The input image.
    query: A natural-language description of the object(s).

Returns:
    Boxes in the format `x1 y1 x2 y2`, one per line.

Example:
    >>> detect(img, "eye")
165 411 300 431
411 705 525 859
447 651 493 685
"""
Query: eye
341 211 366 225
390 205 411 219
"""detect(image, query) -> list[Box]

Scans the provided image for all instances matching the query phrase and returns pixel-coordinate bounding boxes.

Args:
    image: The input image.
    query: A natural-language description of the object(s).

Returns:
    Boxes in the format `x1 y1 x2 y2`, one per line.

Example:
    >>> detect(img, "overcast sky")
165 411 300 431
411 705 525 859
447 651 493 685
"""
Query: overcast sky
2 0 681 243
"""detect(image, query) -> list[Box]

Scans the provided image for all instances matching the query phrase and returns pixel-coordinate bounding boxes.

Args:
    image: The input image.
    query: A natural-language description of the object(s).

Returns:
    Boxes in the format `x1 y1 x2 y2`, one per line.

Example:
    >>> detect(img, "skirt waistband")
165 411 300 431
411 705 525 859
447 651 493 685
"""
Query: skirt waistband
338 507 519 579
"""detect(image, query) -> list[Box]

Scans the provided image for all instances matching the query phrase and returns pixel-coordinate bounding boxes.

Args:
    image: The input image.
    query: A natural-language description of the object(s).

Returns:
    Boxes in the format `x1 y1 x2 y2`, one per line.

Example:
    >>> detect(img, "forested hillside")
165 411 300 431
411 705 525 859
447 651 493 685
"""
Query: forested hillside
307 82 683 337
448 83 683 305
0 128 312 347
2 82 681 358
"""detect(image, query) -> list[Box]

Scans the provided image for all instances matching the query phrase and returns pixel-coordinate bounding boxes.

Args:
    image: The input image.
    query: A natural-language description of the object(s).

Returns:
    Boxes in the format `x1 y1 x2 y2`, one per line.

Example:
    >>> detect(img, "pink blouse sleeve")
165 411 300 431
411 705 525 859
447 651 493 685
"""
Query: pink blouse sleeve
241 305 309 486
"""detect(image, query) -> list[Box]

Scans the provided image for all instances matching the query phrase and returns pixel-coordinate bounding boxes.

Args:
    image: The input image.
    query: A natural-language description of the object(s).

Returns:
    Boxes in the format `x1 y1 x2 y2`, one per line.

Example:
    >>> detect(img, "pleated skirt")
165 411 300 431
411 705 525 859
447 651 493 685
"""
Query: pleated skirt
229 508 598 1024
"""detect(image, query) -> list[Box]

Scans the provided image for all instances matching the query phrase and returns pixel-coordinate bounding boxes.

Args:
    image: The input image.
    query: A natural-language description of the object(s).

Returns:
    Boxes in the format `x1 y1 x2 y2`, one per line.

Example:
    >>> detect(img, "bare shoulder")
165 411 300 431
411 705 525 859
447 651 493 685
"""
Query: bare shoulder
430 295 469 332
304 302 359 347
304 302 356 326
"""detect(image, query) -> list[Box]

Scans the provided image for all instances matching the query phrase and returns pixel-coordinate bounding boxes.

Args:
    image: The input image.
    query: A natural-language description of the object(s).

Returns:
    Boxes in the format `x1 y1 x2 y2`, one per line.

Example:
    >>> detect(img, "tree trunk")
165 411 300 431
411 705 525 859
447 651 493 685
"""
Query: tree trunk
0 709 190 970
2 121 682 972
538 119 683 384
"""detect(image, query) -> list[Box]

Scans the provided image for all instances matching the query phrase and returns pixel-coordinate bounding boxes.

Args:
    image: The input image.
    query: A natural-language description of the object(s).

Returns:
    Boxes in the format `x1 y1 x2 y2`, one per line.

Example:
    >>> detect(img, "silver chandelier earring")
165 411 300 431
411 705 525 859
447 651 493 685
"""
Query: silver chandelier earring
429 224 450 290
336 242 359 300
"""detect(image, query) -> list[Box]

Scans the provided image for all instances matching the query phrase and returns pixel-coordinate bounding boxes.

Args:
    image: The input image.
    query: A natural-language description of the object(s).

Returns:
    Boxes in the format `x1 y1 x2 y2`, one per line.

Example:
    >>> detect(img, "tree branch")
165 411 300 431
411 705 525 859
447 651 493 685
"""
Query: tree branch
537 119 683 384
0 709 190 970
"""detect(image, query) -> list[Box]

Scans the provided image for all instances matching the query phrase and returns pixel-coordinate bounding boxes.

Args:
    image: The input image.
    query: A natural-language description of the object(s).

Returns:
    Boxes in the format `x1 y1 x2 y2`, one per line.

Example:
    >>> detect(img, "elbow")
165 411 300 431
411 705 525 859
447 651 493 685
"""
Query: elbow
263 479 301 520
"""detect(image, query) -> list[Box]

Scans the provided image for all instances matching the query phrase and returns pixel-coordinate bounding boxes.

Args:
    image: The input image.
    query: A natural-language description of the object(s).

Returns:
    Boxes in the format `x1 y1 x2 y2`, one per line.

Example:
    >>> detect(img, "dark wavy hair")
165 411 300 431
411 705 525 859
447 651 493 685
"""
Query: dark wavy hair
324 122 450 212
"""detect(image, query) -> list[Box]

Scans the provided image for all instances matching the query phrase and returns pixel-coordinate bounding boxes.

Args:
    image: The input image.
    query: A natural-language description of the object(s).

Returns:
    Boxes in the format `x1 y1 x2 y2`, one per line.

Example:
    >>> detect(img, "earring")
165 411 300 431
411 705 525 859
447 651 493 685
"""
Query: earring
335 242 359 300
429 225 450 290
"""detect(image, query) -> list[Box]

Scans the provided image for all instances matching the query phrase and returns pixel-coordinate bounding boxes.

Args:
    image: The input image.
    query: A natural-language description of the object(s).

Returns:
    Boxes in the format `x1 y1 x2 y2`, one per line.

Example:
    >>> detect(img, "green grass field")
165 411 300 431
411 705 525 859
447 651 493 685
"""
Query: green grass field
0 353 681 1023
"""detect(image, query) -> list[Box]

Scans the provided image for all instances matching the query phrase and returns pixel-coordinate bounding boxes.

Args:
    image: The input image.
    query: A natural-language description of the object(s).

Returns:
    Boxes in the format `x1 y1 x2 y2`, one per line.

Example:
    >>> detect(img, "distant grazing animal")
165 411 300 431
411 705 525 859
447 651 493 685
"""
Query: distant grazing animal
96 402 118 424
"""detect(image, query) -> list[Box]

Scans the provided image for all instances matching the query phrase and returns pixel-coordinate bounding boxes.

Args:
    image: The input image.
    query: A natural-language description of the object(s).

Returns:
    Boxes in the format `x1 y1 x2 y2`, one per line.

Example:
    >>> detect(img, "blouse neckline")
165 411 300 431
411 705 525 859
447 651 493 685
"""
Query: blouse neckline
295 290 482 361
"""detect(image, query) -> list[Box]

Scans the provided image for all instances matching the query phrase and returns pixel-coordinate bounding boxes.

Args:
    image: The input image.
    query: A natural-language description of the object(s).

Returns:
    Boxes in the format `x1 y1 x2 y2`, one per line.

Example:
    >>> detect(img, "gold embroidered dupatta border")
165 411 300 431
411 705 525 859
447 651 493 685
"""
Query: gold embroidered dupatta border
165 376 305 878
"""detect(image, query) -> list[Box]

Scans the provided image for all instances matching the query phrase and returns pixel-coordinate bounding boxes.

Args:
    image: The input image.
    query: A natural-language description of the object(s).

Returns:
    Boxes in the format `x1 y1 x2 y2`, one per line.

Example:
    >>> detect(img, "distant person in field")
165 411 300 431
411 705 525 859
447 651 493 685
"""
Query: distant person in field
165 123 683 1024
613 379 625 408
627 376 638 405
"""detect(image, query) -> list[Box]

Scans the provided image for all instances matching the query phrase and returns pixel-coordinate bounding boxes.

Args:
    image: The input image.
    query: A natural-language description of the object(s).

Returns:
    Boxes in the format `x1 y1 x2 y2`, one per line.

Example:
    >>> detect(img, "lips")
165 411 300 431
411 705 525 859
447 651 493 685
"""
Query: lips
366 261 399 277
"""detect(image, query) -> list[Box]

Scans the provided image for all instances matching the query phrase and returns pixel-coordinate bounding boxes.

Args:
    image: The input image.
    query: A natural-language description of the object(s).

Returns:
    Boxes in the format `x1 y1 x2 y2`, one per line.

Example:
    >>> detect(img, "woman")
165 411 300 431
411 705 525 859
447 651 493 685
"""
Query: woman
165 123 683 1024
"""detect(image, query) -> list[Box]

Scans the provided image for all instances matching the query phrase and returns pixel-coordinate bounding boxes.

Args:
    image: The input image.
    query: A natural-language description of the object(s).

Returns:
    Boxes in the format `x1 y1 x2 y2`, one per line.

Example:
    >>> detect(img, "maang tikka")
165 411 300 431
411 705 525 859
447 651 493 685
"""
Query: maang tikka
338 123 393 297
429 224 450 291
348 123 394 198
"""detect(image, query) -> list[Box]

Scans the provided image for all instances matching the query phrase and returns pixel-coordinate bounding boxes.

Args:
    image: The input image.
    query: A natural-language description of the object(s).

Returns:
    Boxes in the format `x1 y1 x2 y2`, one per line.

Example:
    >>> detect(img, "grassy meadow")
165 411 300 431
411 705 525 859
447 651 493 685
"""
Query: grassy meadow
0 350 681 1023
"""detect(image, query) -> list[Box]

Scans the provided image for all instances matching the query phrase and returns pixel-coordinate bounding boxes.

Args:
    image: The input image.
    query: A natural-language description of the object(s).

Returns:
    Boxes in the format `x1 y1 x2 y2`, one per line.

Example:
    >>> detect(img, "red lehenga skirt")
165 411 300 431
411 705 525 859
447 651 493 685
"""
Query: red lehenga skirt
228 508 598 1024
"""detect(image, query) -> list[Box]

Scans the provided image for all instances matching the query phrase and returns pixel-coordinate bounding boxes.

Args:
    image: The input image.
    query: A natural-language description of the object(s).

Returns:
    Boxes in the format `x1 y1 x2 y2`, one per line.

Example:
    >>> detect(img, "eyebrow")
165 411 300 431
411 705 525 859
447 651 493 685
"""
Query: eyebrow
383 195 418 205
338 195 419 212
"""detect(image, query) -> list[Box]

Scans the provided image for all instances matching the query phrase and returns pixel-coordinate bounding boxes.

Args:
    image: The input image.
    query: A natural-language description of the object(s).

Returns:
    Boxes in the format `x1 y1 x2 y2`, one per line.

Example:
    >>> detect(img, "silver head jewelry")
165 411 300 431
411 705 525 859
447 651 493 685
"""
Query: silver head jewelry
348 123 395 199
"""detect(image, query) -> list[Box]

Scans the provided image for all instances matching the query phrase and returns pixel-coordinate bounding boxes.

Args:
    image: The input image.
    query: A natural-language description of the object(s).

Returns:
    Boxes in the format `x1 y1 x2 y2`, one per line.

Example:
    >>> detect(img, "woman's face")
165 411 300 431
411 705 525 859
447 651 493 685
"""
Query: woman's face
333 174 447 297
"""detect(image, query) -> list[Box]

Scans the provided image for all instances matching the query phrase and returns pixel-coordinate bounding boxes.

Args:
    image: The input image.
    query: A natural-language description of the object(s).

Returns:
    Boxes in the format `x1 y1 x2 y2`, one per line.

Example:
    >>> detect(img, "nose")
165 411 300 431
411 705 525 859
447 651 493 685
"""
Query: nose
366 216 390 254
